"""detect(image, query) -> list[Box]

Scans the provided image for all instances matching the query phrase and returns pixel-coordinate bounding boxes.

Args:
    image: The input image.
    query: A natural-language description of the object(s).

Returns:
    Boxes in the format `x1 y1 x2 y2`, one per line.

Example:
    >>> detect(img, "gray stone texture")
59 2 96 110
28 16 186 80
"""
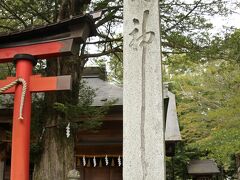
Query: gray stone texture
67 169 80 180
123 0 166 179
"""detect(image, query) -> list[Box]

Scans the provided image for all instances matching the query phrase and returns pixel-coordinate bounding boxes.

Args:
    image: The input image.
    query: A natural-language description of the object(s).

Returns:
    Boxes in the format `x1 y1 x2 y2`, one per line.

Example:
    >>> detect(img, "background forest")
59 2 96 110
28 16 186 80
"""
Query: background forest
0 0 240 179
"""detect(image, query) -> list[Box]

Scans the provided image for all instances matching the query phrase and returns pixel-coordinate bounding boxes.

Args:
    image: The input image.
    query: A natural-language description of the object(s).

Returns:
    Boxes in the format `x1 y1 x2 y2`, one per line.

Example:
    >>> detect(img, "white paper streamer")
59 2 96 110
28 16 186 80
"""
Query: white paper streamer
93 156 97 167
105 155 109 166
83 156 86 166
118 156 121 166
66 122 70 138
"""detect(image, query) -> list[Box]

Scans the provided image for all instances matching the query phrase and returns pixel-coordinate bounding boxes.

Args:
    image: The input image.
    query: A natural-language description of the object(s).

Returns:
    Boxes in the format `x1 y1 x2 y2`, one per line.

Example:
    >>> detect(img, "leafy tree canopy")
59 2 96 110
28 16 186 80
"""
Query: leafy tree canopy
1 0 240 178
167 30 240 177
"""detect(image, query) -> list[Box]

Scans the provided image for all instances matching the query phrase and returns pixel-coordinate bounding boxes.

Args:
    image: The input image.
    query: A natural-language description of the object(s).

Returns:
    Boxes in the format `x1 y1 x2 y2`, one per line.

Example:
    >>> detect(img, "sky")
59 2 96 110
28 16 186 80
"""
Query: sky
210 13 240 31
87 0 240 66
183 0 240 31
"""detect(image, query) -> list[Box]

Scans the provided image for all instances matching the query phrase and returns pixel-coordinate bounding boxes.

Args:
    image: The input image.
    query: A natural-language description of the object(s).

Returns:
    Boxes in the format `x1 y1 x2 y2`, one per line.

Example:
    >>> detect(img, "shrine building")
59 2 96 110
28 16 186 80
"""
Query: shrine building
188 160 220 180
0 67 181 179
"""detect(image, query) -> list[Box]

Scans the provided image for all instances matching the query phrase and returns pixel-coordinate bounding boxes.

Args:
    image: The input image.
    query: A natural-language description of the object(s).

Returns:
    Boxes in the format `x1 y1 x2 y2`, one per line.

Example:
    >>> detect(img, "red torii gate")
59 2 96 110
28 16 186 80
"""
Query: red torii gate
0 12 101 180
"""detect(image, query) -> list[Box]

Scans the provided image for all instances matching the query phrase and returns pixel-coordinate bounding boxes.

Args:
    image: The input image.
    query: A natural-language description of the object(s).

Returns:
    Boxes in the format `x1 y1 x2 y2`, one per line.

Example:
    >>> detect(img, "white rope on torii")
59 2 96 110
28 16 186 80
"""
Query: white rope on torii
0 77 27 120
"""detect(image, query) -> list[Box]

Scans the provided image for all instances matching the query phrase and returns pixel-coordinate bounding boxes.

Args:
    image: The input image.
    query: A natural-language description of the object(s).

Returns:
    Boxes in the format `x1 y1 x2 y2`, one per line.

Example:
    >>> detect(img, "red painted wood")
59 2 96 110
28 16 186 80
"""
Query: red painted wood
0 41 63 62
0 38 73 180
11 59 33 180
29 76 57 92
0 77 17 93
0 67 71 180
0 75 70 93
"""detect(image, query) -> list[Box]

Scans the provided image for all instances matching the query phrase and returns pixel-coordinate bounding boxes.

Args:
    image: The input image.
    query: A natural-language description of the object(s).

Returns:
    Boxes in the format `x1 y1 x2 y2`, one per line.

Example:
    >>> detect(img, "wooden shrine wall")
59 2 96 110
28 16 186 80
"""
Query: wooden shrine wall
76 108 123 180
81 167 122 180
76 111 123 156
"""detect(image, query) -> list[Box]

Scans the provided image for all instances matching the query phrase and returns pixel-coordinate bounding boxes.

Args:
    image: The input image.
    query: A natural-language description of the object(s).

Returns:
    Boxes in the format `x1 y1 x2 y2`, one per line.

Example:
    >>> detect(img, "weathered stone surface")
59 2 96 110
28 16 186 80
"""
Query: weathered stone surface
67 169 80 180
123 0 166 179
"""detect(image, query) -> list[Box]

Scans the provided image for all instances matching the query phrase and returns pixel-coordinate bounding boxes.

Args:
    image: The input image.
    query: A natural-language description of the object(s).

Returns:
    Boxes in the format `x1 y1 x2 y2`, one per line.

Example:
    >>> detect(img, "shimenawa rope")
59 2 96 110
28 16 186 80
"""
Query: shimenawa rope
0 78 27 120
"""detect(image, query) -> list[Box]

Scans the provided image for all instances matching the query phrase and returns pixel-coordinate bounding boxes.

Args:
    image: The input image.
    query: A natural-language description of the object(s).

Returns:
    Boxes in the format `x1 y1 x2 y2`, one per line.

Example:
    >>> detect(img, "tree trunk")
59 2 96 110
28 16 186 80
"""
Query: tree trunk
32 1 90 178
33 55 85 179
32 127 74 180
236 153 240 180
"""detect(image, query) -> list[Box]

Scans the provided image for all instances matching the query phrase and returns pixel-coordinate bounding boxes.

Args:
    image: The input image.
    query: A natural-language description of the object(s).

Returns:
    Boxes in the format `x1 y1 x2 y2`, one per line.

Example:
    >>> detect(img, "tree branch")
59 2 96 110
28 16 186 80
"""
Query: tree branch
0 1 28 27
0 25 15 31
165 0 202 32
96 9 119 27
19 0 52 23
85 37 123 45
82 48 122 59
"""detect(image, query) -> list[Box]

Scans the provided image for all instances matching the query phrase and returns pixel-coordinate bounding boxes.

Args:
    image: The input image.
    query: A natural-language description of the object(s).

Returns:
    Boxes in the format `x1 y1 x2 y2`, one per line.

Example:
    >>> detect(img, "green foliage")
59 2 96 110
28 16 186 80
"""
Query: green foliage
0 63 15 79
78 80 96 106
107 53 123 84
166 143 207 179
31 80 111 134
165 30 240 177
1 0 240 177
53 102 68 114
196 93 240 170
224 29 240 63
30 81 114 162
30 142 43 164
0 0 57 31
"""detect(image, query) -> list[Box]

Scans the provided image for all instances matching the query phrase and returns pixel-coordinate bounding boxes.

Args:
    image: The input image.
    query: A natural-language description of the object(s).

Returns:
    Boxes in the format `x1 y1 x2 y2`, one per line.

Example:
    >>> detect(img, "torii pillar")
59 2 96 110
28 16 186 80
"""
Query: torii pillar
0 54 71 180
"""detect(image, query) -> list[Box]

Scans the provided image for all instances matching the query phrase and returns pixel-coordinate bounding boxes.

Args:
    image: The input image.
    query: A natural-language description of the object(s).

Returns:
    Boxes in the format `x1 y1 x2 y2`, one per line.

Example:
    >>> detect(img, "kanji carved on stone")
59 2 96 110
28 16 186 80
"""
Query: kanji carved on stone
129 11 155 50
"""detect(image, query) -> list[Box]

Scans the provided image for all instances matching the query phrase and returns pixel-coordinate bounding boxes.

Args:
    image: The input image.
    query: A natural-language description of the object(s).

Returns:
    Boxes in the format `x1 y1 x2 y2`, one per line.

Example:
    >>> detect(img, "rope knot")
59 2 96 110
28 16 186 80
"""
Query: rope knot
0 77 27 120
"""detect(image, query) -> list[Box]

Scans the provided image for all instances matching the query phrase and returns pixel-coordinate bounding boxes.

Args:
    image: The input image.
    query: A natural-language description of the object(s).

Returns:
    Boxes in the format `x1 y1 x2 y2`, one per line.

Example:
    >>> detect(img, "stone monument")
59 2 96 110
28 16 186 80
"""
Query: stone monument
67 169 80 180
123 0 166 179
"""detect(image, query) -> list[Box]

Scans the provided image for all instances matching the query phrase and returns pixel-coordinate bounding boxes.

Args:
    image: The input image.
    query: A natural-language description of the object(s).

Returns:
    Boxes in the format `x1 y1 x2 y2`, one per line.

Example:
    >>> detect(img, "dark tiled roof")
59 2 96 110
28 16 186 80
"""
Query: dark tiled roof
188 160 220 175
82 76 123 106
83 75 181 142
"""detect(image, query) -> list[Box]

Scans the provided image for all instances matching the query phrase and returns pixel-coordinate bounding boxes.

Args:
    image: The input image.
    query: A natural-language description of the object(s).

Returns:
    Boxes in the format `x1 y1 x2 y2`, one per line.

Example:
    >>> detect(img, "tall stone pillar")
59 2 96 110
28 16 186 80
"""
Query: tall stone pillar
123 0 166 179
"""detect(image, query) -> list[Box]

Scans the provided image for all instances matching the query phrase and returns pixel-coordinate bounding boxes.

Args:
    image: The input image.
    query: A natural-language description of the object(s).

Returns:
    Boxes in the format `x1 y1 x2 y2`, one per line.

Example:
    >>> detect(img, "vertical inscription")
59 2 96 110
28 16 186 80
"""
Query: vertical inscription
141 10 149 180
129 9 155 180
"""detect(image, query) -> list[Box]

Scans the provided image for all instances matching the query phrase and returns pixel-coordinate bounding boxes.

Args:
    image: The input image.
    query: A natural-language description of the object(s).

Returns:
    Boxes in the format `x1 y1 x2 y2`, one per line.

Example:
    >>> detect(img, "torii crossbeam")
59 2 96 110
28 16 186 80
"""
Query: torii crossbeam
0 12 101 180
